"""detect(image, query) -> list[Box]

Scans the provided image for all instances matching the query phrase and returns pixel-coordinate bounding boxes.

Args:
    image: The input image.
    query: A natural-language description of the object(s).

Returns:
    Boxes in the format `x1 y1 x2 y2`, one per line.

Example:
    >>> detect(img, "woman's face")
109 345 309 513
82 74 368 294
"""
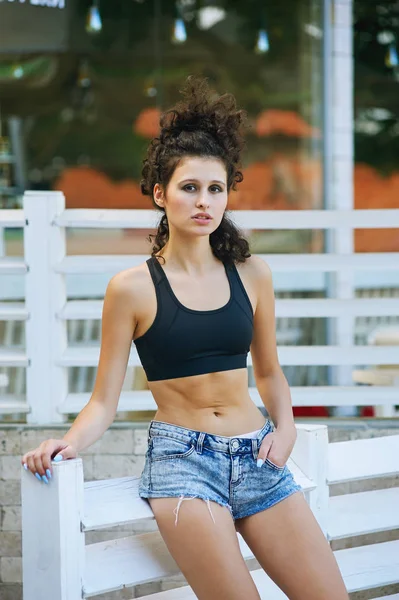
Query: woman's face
154 156 228 236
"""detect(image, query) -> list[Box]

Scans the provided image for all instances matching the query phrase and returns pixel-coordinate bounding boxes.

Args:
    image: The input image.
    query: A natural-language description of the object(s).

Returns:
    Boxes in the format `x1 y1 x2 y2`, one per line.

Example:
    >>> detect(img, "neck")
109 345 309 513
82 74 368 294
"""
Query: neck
157 232 219 276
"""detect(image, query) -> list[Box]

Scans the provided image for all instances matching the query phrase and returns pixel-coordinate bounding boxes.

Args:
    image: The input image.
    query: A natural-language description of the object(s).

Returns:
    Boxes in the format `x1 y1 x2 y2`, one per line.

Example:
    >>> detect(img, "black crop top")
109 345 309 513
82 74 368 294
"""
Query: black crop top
133 256 254 381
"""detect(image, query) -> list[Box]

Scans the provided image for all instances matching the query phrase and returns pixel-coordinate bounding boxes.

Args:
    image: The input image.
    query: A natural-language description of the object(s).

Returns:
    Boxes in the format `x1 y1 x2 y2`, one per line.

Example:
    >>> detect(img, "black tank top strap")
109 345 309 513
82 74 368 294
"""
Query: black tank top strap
228 260 254 317
146 256 164 286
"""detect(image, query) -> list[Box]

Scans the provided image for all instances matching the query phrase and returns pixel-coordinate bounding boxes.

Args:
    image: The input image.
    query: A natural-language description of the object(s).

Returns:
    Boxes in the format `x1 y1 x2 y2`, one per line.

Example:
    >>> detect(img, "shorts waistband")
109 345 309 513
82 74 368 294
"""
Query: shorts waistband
148 418 273 454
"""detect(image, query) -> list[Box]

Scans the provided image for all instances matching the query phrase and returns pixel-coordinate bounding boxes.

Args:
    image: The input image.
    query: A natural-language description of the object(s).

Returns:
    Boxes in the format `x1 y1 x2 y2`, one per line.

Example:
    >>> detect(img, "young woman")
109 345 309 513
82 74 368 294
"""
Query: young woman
22 77 349 600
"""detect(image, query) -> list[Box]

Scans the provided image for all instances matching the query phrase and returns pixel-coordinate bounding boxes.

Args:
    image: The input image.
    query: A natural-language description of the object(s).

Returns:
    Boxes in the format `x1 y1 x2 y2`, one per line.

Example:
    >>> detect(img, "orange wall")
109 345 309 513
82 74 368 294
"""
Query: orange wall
55 162 399 252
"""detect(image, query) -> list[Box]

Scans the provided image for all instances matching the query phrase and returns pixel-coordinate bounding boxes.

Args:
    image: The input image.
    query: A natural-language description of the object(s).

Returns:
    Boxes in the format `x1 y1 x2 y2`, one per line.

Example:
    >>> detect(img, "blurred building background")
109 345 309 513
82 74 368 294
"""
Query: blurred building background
0 0 398 419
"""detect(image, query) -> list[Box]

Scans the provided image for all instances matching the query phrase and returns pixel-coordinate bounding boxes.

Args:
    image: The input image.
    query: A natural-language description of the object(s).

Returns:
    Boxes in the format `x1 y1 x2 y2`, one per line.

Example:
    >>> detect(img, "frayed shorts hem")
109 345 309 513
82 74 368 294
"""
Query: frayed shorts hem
138 484 303 522
139 491 234 517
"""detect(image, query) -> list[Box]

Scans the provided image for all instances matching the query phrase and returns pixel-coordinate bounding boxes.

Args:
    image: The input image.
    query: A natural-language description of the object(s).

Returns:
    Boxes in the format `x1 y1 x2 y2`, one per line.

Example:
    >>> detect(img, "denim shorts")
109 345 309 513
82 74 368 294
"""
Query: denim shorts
138 418 303 524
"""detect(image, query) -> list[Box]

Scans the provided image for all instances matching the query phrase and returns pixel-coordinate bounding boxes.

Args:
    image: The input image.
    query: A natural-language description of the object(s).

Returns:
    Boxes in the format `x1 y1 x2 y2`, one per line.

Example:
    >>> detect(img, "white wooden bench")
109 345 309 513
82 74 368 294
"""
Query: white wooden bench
21 424 399 599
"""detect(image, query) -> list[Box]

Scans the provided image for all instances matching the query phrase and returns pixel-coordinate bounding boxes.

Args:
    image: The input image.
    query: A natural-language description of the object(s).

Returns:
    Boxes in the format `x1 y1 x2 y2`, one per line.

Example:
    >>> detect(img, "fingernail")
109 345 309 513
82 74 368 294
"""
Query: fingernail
53 455 63 462
46 469 52 479
42 475 49 484
23 463 28 471
35 473 42 482
257 458 264 468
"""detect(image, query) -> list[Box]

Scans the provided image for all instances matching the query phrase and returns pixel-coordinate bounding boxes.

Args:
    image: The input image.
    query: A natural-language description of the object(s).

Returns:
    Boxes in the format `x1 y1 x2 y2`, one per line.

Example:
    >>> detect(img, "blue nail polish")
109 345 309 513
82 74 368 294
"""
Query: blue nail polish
46 469 52 479
257 458 264 468
35 473 42 481
53 455 63 462
42 475 49 484
23 463 28 471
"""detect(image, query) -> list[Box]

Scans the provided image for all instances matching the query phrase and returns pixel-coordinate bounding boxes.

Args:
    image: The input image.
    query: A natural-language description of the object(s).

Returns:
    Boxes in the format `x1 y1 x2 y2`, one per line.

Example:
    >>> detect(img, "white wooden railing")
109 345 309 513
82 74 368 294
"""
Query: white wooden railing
1 190 399 423
21 424 399 599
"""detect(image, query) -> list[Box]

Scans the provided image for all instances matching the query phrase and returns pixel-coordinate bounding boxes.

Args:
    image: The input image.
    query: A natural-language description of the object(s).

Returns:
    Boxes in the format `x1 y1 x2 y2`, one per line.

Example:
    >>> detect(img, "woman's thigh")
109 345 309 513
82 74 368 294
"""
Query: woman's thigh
236 491 349 600
149 497 261 600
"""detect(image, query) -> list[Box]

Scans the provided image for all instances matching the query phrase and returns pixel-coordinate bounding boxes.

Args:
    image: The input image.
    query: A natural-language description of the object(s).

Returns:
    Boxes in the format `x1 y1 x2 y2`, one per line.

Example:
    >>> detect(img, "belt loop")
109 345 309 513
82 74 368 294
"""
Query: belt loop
251 438 258 461
147 420 154 443
196 432 205 454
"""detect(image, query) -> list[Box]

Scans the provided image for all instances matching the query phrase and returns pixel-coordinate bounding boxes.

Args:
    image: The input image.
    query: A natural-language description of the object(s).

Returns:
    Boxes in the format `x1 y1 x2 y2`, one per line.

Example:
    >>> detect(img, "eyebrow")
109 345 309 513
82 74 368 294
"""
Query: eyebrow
179 178 226 186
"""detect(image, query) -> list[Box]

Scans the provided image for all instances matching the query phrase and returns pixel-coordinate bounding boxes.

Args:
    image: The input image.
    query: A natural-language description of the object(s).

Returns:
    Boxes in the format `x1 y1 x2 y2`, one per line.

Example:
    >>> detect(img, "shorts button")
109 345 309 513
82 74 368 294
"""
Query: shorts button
231 439 239 450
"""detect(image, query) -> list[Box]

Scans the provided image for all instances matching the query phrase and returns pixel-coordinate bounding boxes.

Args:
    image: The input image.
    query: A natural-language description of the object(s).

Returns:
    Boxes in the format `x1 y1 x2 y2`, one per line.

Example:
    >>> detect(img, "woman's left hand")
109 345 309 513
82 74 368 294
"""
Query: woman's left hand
257 425 297 468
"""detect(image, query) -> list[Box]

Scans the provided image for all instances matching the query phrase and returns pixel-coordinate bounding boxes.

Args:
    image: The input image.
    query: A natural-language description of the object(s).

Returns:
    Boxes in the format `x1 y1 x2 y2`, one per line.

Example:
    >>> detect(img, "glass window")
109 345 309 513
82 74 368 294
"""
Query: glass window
1 0 323 253
353 0 399 254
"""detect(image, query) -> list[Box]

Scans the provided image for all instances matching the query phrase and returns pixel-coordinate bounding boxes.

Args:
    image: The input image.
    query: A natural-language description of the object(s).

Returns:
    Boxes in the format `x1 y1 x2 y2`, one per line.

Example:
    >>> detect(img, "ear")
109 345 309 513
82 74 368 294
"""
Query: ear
153 183 165 207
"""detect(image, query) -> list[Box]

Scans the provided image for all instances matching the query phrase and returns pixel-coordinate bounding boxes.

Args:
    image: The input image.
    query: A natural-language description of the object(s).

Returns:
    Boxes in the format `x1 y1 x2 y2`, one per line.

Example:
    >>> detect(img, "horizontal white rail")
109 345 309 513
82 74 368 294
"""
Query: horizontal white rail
328 488 399 540
2 251 396 282
2 384 399 416
53 208 399 230
56 209 159 230
55 253 399 275
2 272 399 300
3 208 399 230
57 298 399 320
0 349 28 367
58 386 399 414
0 396 29 414
0 302 29 320
0 257 28 275
328 435 399 484
0 209 25 227
275 298 399 318
57 345 399 367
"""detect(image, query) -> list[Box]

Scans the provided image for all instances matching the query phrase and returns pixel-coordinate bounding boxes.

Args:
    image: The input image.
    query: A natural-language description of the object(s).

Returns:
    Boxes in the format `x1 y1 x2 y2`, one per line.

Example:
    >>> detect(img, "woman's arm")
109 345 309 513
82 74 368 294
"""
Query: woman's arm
62 270 137 452
249 256 296 435
22 270 138 479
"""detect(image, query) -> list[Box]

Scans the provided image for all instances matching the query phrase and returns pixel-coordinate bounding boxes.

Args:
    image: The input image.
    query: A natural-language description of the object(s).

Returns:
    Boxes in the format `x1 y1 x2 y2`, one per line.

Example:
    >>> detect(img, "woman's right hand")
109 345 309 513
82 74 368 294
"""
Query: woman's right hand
21 439 78 484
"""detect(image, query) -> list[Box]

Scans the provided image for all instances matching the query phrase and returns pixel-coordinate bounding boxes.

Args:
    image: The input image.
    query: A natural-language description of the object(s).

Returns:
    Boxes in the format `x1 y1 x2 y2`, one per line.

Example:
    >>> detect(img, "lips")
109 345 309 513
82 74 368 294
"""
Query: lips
192 213 212 220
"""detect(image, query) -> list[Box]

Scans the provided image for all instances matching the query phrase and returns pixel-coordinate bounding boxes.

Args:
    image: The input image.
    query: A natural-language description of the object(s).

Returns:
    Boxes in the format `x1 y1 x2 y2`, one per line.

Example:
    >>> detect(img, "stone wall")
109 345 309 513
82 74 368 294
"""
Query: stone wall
1 420 399 600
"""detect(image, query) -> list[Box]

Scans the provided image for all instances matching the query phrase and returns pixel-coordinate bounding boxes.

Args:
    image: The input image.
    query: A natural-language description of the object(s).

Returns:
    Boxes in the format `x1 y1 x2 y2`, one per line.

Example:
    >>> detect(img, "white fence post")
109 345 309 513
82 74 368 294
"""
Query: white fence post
21 459 85 600
0 226 4 257
329 0 356 415
291 423 329 536
24 191 68 424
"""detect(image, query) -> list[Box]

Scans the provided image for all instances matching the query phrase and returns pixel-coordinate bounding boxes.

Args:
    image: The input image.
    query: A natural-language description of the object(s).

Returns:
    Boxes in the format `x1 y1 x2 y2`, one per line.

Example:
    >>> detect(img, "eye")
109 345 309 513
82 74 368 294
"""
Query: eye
182 184 196 192
210 185 223 193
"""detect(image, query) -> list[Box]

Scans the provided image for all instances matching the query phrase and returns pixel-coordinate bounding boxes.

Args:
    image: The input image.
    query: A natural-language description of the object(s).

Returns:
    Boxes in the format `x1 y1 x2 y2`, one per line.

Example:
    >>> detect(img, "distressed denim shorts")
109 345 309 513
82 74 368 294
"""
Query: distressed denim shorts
138 417 303 524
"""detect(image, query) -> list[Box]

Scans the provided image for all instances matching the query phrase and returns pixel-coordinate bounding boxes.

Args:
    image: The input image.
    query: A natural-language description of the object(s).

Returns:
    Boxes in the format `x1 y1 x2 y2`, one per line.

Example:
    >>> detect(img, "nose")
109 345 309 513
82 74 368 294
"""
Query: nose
196 192 210 209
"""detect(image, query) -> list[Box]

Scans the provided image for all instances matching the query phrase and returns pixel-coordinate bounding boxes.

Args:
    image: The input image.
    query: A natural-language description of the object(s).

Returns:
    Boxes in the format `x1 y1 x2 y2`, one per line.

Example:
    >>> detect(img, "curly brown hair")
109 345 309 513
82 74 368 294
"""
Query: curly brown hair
140 76 251 266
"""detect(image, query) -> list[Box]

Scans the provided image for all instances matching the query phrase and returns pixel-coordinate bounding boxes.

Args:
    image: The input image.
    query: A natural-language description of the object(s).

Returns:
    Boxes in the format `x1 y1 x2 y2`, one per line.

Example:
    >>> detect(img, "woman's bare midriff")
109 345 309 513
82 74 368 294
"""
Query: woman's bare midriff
148 368 267 436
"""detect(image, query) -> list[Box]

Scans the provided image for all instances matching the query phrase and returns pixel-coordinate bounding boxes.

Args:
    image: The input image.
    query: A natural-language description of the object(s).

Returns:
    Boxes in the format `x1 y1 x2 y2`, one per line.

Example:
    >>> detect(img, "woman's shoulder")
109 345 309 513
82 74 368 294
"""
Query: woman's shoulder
106 260 154 305
235 254 272 284
234 256 273 311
